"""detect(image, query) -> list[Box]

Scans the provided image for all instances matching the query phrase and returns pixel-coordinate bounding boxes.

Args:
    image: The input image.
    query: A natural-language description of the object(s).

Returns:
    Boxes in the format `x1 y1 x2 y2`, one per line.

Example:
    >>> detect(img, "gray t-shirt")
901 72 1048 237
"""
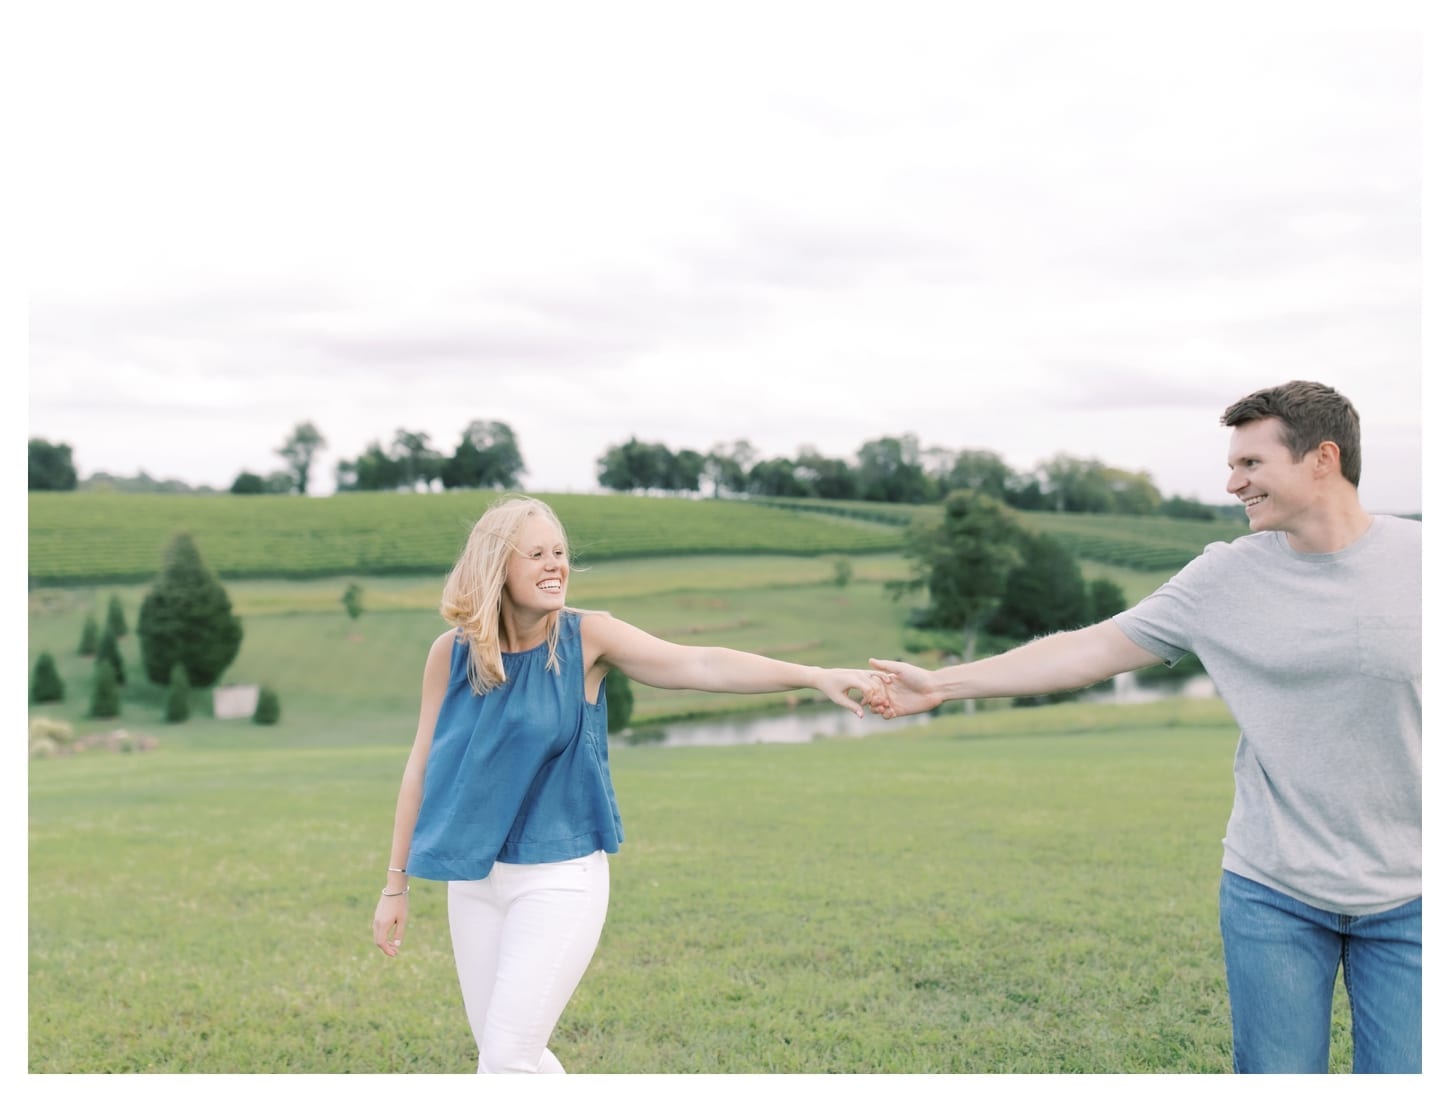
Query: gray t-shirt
1113 515 1421 915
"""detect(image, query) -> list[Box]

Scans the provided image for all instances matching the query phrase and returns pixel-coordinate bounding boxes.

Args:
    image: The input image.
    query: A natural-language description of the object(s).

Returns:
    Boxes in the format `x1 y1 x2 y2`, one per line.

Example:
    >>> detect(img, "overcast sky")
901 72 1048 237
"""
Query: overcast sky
25 4 1428 513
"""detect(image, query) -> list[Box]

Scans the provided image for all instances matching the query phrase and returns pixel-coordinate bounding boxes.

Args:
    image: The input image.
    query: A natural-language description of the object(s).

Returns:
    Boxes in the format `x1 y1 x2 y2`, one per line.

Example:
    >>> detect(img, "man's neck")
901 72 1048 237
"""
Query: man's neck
1284 494 1374 554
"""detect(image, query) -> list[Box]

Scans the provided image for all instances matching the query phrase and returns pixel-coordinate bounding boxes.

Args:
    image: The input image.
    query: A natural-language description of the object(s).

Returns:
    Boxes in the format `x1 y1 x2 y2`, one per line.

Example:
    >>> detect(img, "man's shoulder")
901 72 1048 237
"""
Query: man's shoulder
1374 513 1421 541
1196 530 1278 562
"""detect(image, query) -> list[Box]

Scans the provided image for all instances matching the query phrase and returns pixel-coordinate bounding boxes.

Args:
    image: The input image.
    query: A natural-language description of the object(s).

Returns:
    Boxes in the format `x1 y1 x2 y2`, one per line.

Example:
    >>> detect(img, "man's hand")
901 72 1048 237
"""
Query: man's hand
867 658 944 718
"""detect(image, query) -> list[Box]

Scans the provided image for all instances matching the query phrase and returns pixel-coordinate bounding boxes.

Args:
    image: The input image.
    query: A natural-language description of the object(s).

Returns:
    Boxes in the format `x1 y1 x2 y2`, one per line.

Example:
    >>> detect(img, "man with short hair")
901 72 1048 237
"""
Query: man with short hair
870 381 1421 1073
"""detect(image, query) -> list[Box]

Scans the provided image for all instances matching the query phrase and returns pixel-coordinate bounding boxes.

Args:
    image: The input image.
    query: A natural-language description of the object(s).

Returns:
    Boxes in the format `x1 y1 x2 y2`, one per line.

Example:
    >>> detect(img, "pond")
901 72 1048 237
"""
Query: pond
619 670 1218 748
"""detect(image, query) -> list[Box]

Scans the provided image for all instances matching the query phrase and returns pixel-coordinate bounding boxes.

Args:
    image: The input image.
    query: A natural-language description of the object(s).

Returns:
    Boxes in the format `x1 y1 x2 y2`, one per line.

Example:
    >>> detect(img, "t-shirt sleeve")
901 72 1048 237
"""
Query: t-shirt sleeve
1112 543 1227 666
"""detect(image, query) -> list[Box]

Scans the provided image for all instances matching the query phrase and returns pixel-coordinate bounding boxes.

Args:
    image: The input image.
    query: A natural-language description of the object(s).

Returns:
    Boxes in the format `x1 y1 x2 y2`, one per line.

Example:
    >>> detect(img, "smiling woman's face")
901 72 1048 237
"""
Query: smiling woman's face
502 513 570 614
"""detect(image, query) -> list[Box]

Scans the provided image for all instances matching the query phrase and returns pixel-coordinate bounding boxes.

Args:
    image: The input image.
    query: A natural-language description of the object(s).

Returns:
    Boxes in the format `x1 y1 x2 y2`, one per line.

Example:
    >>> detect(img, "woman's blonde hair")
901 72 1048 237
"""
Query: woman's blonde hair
439 495 568 693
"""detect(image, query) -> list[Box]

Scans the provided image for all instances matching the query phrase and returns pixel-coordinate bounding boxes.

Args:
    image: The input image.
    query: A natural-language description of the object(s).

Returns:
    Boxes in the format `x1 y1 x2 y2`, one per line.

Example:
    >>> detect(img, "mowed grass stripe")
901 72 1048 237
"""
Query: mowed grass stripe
28 491 907 584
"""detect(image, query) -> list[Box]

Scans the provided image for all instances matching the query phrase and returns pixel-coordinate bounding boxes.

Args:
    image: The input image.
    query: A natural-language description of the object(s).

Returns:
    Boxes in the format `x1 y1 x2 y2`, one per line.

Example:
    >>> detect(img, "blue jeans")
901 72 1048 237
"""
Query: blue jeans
1219 870 1421 1073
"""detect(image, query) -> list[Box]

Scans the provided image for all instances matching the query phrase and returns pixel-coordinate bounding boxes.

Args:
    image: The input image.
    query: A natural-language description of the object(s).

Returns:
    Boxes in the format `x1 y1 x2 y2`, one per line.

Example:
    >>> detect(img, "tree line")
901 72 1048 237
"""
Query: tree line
597 433 1224 519
29 422 1225 518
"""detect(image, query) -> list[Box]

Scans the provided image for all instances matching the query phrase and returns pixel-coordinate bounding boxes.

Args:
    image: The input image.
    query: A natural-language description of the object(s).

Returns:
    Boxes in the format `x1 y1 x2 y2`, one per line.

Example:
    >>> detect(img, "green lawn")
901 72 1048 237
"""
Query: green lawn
29 552 1359 1074
32 700 1316 1073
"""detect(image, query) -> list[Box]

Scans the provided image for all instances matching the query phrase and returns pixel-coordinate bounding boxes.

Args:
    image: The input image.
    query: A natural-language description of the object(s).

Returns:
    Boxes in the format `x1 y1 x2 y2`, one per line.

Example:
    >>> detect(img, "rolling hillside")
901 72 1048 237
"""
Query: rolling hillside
27 489 1248 586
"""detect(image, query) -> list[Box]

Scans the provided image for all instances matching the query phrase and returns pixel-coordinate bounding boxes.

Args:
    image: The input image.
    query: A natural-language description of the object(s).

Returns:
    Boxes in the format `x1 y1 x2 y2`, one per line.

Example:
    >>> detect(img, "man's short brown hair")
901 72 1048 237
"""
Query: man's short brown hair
1221 380 1362 486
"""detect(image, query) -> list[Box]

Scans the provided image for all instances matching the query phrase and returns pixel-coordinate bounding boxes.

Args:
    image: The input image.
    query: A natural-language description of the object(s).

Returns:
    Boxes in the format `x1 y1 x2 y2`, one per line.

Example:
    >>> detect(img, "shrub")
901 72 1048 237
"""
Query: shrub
90 662 121 718
253 686 281 725
106 593 129 637
229 471 267 494
604 668 633 733
342 582 364 620
137 533 243 688
31 652 65 703
78 612 99 656
95 627 126 685
30 716 75 747
831 557 853 587
164 663 192 723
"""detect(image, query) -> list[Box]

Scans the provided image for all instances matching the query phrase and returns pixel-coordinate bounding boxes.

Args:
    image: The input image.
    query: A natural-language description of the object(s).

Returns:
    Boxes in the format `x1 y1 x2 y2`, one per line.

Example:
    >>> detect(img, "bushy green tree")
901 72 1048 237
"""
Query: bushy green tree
95 627 126 685
703 440 755 497
1159 494 1216 520
31 652 65 703
90 662 121 718
856 434 932 504
795 449 860 500
604 668 633 733
987 531 1090 639
597 437 672 492
137 533 244 688
78 612 99 656
254 687 281 725
29 438 78 491
392 429 445 490
276 421 326 495
747 456 807 497
944 448 1014 500
229 471 267 494
106 593 129 638
164 663 192 723
334 441 403 492
1086 577 1129 621
342 583 364 620
889 490 1024 670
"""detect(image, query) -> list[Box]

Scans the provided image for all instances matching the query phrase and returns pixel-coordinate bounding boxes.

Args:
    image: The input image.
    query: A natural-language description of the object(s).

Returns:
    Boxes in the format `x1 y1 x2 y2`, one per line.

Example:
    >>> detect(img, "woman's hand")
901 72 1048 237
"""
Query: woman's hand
815 667 891 718
372 892 409 957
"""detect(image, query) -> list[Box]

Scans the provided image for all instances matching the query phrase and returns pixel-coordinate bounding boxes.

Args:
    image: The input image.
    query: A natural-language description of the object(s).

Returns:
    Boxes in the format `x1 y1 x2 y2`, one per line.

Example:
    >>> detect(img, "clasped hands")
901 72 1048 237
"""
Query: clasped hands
822 658 941 720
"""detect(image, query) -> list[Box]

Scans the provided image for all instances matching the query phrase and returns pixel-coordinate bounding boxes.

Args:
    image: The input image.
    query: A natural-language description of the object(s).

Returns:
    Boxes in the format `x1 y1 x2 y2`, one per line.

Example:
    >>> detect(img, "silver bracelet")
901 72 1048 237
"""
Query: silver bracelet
380 886 410 897
387 866 406 874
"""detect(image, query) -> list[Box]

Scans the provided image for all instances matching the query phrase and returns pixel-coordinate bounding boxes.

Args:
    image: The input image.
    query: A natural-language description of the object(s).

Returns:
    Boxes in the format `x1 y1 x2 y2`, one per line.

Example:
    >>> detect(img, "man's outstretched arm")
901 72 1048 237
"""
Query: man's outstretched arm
869 620 1163 718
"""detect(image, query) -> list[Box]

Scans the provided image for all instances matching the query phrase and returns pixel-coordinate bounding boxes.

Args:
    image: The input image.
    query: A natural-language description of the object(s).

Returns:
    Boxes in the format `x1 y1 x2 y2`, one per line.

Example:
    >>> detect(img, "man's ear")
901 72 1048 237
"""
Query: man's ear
1312 440 1343 480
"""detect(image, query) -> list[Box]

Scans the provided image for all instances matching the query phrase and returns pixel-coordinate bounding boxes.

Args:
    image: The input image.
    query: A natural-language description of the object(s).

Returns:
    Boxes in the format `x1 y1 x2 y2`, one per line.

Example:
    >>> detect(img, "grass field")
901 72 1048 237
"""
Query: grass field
34 698 1322 1074
28 497 1361 1074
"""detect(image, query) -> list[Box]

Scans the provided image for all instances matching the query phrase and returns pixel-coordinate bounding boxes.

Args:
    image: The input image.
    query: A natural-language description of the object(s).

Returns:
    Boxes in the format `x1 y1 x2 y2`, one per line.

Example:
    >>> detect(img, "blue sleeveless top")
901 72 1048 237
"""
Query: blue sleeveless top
406 610 624 881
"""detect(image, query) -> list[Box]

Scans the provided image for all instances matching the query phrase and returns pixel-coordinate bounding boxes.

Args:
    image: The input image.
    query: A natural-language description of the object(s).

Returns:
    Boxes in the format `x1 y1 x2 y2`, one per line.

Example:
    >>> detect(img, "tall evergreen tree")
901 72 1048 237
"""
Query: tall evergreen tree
106 593 129 638
78 612 99 656
90 662 121 718
95 626 126 685
137 533 244 688
31 652 65 703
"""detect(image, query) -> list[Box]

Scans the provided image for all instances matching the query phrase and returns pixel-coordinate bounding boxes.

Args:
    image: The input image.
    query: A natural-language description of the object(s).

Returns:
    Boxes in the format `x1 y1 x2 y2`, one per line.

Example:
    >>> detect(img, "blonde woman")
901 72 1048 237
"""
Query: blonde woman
372 495 881 1073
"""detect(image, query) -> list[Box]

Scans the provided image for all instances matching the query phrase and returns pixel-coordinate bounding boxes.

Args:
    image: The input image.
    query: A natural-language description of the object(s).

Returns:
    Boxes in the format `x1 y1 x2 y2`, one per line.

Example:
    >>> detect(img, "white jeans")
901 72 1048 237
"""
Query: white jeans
447 851 610 1074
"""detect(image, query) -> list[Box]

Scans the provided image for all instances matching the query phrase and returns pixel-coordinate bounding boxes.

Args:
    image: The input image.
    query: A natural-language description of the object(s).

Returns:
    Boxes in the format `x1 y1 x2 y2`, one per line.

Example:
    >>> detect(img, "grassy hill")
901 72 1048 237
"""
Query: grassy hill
28 489 1245 586
26 490 907 586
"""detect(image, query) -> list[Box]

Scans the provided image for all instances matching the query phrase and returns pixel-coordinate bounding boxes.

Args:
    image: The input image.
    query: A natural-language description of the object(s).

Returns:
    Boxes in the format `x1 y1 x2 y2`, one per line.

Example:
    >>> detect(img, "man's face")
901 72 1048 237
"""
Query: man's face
1225 417 1319 534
